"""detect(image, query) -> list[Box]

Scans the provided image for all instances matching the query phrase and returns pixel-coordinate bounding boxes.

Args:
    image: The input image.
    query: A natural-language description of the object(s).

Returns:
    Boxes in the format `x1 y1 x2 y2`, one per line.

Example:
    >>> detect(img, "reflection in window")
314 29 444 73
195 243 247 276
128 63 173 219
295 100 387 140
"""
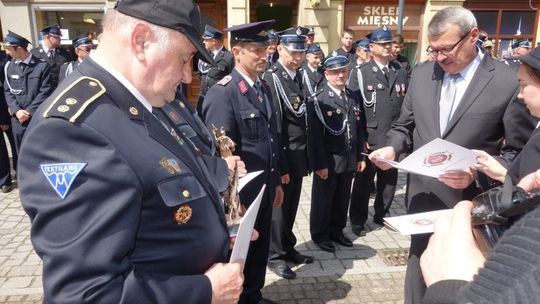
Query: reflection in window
500 11 535 35
35 10 103 45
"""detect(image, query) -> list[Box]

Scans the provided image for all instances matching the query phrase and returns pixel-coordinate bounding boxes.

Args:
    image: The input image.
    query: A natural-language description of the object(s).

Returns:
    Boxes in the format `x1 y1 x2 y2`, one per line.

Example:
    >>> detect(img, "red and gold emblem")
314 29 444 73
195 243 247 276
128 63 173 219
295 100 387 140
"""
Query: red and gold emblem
174 204 192 225
423 151 452 167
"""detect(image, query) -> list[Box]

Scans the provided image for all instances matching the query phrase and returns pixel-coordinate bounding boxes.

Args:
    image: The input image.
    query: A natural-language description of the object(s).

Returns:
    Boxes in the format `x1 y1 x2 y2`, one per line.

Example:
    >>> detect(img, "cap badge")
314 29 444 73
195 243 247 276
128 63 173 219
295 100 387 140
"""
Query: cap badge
296 27 302 36
382 25 388 31
174 204 192 225
160 158 181 174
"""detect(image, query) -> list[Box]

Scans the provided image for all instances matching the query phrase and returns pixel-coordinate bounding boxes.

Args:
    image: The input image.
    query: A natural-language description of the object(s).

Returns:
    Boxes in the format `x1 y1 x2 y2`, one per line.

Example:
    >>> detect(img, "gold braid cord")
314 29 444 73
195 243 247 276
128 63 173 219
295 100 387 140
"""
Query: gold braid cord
212 126 245 228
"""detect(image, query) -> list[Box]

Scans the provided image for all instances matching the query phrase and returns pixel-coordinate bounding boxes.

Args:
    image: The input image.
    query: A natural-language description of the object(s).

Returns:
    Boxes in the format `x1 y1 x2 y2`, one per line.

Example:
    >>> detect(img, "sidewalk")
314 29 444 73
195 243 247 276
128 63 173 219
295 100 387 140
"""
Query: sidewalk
0 173 410 303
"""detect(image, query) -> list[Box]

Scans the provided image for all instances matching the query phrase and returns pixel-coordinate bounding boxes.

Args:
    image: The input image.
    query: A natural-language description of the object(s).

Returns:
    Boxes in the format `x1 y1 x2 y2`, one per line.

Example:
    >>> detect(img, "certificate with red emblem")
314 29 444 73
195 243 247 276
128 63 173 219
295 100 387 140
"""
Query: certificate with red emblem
372 138 477 178
383 209 453 235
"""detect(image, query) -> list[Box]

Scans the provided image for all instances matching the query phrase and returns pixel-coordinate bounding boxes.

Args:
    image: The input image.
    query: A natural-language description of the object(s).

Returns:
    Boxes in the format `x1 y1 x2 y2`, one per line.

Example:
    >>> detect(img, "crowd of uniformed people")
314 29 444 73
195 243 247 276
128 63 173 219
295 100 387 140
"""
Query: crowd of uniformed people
1 0 540 303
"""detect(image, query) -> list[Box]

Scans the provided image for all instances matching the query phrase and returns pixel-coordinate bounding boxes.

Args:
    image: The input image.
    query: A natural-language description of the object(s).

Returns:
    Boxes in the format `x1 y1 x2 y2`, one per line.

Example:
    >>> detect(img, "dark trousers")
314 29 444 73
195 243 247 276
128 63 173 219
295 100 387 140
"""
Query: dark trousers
349 159 398 225
0 130 12 186
239 192 273 304
404 234 430 304
269 174 303 259
11 117 28 155
310 171 354 242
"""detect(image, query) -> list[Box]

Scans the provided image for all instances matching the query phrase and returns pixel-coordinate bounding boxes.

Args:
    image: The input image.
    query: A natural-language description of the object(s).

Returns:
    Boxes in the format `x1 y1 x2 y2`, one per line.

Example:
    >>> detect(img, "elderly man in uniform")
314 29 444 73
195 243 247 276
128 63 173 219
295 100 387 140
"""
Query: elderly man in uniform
196 24 234 115
263 26 314 280
3 31 52 154
308 55 366 253
18 0 248 303
301 43 325 96
347 26 408 237
59 33 94 83
370 7 535 303
31 24 73 90
202 20 283 304
265 30 279 71
505 39 531 71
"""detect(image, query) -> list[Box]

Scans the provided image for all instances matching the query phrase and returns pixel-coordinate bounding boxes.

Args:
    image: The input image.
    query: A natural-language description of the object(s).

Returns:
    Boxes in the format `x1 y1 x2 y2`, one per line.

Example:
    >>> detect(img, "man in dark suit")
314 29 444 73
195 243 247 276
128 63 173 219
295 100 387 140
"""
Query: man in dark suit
308 55 366 253
59 33 94 84
0 49 15 193
196 25 234 114
31 24 73 90
301 43 325 96
370 7 536 303
3 31 52 154
202 20 283 304
334 29 356 62
348 26 408 237
263 26 313 280
17 0 246 303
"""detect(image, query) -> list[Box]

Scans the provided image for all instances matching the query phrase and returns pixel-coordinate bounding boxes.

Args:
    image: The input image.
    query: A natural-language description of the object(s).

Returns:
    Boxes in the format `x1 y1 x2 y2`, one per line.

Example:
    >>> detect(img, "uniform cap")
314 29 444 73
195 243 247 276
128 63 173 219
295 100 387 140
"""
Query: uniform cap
483 40 493 48
307 27 315 36
115 0 214 64
306 43 322 54
367 26 394 44
224 20 275 46
512 39 531 49
41 24 62 37
3 31 30 48
277 26 308 51
516 46 540 70
72 34 94 49
355 38 371 52
267 29 278 41
202 24 223 40
323 55 349 70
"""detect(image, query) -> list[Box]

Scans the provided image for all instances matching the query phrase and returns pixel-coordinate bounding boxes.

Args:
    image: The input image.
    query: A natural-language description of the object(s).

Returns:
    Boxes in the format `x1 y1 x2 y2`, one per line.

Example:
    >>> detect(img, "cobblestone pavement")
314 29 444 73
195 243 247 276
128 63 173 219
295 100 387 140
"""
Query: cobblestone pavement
0 172 410 303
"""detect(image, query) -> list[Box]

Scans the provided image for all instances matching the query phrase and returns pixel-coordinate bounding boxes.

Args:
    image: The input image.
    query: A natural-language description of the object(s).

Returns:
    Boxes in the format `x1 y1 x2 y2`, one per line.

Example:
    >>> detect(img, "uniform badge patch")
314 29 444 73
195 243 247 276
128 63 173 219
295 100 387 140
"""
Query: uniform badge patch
217 75 232 86
174 203 193 225
160 158 181 174
40 163 87 199
168 111 179 122
238 80 248 94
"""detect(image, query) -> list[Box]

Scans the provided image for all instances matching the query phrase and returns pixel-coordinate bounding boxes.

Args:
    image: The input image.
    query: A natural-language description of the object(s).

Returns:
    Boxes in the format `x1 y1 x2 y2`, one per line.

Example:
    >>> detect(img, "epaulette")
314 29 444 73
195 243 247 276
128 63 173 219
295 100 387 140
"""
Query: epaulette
43 76 106 123
309 88 325 100
267 65 278 73
217 75 232 86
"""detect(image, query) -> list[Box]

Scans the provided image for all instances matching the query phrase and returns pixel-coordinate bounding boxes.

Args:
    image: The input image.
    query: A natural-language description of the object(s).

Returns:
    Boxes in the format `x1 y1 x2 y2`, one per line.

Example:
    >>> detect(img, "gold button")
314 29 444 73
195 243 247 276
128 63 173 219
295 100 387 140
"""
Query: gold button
179 101 185 108
129 107 139 116
65 97 77 105
182 190 190 198
89 81 98 87
250 113 255 118
57 105 69 112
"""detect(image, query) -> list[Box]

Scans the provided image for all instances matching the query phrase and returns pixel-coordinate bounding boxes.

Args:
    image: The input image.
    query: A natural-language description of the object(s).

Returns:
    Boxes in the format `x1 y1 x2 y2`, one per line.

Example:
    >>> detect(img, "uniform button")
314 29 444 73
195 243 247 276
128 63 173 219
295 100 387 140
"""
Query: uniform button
270 138 274 142
271 168 275 172
250 113 255 118
182 190 190 198
272 153 276 157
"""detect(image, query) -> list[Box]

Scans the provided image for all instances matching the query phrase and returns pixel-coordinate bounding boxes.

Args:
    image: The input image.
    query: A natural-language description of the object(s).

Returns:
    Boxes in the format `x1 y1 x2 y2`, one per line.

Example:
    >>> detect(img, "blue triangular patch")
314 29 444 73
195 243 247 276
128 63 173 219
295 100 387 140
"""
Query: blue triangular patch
40 163 87 199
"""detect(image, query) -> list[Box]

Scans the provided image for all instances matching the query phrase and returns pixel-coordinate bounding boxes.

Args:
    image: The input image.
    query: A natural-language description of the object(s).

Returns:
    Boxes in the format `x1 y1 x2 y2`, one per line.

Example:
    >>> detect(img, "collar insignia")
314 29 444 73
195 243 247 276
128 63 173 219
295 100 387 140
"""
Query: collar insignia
160 158 181 174
40 163 87 199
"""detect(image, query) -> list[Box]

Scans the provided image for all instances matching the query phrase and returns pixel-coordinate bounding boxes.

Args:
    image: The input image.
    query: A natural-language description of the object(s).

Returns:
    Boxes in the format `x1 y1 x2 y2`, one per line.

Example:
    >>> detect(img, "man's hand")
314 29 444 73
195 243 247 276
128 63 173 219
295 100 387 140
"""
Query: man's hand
223 156 246 178
315 168 328 180
517 169 540 192
369 146 396 170
438 167 476 189
357 160 366 172
205 262 244 304
15 110 31 124
472 150 507 183
273 185 284 208
420 201 486 287
281 174 290 185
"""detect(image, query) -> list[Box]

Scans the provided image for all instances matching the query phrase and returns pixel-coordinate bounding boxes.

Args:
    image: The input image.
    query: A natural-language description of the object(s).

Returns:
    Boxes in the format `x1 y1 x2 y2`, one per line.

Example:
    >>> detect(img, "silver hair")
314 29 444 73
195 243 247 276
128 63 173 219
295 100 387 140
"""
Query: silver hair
102 9 172 50
428 7 477 37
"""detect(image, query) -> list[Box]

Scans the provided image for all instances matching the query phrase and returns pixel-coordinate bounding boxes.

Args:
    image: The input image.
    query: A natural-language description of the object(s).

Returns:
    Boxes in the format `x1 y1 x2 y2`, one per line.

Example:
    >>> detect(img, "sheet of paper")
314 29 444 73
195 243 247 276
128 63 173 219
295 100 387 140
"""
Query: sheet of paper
229 185 266 266
237 170 263 192
383 209 453 235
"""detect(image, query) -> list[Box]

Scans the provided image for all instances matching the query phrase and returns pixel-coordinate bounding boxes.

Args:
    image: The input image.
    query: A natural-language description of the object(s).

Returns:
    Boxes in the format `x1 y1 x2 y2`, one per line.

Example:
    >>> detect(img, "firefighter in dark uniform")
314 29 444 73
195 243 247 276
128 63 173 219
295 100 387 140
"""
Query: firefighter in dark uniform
196 25 234 114
59 33 94 84
348 38 372 72
0 49 16 193
505 39 531 71
306 26 316 47
348 27 408 236
262 26 313 280
202 20 283 304
3 31 52 154
31 24 73 90
18 0 246 303
308 55 366 253
301 43 325 97
264 30 279 71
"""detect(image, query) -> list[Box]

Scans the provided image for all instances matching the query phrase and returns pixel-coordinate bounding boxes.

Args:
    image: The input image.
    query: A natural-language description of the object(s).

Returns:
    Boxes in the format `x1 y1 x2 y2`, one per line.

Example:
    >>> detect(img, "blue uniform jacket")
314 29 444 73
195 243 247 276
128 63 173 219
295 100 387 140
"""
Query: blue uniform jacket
19 57 229 303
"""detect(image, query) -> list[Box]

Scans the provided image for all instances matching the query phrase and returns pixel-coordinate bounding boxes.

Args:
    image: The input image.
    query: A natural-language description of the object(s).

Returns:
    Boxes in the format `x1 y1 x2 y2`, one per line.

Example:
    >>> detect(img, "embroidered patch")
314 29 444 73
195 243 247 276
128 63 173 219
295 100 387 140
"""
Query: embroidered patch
40 163 87 199
217 75 232 86
238 80 248 94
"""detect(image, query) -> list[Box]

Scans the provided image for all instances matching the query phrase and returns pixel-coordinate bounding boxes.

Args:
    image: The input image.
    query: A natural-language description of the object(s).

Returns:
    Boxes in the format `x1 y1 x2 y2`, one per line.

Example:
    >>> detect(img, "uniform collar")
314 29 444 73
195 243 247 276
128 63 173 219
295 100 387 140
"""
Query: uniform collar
327 83 343 96
212 45 223 58
373 58 388 71
235 67 259 87
89 52 153 113
278 60 297 79
447 49 484 83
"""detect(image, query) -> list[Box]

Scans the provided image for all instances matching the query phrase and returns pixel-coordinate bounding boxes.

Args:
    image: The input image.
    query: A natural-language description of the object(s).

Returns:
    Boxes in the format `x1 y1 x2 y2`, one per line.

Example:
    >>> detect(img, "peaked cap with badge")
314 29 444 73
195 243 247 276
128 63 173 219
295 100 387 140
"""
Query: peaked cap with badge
3 31 31 48
71 33 93 49
18 0 232 303
512 39 531 49
355 38 372 52
367 25 394 44
277 26 308 51
224 19 275 46
40 24 62 37
323 55 350 70
202 24 224 40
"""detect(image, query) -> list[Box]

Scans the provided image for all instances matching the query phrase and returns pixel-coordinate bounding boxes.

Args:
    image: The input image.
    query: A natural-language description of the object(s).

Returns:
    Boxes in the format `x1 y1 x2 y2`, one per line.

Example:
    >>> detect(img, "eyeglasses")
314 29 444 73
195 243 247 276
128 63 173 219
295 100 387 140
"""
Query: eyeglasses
427 30 471 56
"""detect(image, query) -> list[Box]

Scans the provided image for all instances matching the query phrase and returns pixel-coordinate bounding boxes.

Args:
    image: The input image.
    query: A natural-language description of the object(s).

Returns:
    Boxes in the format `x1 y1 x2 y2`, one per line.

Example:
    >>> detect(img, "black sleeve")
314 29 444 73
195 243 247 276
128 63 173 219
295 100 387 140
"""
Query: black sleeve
422 280 468 304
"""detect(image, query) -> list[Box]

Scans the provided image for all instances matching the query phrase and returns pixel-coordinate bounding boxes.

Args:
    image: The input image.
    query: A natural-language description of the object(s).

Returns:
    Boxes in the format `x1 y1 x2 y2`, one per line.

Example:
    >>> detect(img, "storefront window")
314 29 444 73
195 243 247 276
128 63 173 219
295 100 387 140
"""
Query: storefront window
475 11 498 35
500 11 535 35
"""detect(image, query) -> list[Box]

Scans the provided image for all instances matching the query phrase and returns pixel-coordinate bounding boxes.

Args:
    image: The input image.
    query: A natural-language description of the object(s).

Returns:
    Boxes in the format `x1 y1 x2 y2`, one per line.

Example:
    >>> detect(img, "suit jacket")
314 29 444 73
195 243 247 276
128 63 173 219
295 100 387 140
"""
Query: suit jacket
349 60 408 150
508 127 540 185
19 57 229 303
3 55 52 117
308 84 364 174
263 61 309 176
394 54 412 81
197 47 234 97
202 69 281 206
387 53 536 213
31 46 73 89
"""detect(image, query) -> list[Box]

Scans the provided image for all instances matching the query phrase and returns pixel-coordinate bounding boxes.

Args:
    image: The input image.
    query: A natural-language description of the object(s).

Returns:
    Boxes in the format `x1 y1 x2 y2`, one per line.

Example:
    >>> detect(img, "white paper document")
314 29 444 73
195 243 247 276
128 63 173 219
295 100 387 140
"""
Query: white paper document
371 138 477 178
237 170 263 192
229 185 266 266
384 209 453 235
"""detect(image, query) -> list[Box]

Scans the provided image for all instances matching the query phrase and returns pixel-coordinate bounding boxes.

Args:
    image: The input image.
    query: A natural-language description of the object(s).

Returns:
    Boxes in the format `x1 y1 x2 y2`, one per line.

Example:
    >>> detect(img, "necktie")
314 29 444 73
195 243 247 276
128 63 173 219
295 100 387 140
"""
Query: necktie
439 73 461 134
48 49 55 61
382 66 389 81
253 81 263 103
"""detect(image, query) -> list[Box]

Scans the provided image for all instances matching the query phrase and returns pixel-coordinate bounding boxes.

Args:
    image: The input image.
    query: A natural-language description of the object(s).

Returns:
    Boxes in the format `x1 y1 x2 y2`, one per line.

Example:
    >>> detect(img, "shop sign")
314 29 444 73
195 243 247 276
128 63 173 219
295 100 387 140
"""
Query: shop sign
345 4 422 29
